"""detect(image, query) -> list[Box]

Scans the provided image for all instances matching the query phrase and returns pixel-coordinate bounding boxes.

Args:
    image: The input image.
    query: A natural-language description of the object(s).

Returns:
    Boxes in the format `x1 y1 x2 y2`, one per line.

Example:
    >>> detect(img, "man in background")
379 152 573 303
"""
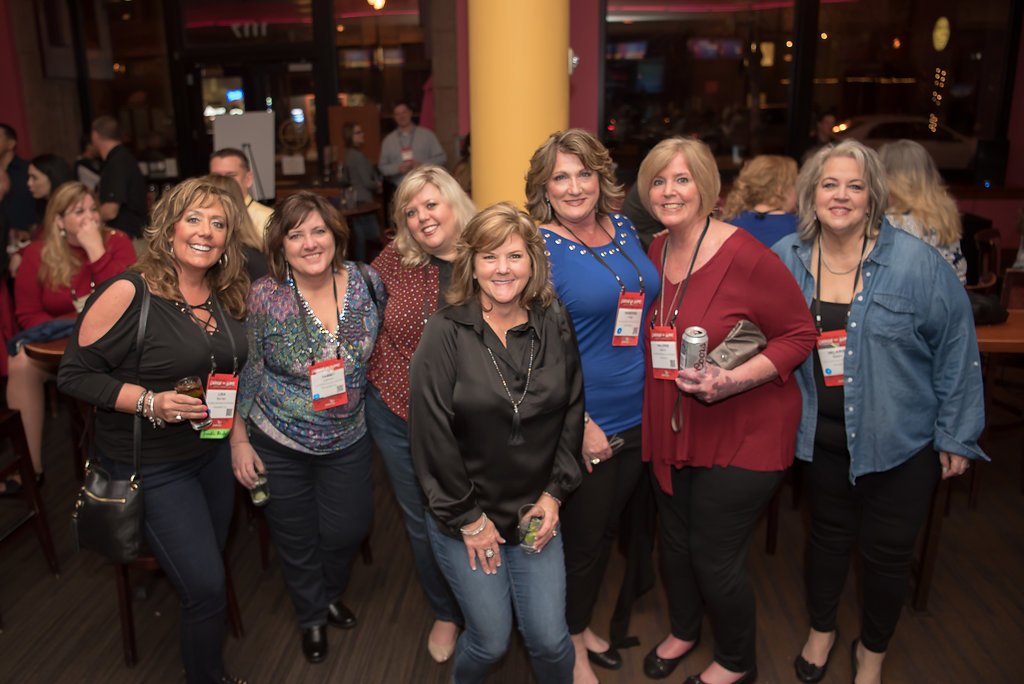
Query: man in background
209 148 273 234
0 123 37 239
378 102 446 188
91 115 148 239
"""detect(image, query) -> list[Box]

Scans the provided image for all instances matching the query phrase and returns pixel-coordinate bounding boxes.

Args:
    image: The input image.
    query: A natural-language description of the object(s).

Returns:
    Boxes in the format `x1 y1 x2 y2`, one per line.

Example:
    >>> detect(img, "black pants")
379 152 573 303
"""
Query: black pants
805 444 939 653
653 464 783 673
561 425 644 634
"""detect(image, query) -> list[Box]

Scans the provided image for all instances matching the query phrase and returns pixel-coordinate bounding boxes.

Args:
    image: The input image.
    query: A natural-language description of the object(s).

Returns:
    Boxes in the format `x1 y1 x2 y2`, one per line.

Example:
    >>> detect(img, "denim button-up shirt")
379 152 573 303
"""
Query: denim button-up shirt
773 219 987 482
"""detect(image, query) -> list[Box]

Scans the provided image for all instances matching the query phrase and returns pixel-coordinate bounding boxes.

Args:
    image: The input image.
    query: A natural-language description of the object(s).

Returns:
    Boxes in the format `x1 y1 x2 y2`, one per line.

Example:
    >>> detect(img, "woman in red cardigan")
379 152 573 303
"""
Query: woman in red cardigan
1 181 135 495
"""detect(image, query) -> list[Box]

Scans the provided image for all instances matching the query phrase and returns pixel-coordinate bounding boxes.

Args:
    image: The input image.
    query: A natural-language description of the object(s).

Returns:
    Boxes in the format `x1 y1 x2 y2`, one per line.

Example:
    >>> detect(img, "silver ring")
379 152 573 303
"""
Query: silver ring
590 458 601 465
484 548 495 559
175 412 182 422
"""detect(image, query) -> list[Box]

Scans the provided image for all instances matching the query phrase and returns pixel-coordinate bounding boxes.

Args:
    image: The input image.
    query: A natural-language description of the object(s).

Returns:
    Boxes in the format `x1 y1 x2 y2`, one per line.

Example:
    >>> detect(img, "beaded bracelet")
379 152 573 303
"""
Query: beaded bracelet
543 491 562 507
460 513 488 536
135 388 148 417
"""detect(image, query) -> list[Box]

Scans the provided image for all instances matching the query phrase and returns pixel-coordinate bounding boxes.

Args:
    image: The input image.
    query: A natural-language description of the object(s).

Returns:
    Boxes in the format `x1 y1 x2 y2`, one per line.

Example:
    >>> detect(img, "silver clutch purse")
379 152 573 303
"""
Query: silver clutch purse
707 319 767 370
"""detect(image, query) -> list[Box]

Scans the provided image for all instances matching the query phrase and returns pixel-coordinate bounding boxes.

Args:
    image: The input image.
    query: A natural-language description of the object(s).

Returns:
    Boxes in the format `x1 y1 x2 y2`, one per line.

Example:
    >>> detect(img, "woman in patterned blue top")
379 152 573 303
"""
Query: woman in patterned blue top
526 129 660 683
231 191 384 665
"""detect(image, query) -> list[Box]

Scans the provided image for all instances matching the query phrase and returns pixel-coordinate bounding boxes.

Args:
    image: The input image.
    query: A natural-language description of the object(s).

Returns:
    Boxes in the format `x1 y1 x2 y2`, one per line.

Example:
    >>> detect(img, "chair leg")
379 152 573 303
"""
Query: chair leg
913 479 950 611
223 559 244 638
114 563 138 667
360 535 373 565
7 409 59 575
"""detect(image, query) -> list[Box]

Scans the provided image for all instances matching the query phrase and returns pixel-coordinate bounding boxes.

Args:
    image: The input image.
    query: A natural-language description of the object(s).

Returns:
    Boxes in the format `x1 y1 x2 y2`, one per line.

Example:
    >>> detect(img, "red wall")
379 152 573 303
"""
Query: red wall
0 0 32 156
568 0 601 134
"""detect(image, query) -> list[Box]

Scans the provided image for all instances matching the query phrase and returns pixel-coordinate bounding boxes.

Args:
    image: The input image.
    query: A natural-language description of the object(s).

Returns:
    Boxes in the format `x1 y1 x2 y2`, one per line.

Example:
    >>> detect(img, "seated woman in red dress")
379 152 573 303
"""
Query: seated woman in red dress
1 181 135 495
638 137 816 684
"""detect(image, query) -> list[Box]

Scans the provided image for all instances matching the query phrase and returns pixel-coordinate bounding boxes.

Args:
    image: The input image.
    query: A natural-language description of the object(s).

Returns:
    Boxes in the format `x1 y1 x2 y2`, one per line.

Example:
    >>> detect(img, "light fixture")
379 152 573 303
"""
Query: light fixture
367 0 385 9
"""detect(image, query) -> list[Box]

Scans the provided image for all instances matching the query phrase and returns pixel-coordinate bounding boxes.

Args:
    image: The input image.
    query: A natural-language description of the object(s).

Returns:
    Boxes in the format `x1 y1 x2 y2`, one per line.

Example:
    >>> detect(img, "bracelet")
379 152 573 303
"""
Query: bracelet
135 389 148 417
543 491 562 507
146 392 165 428
460 513 488 536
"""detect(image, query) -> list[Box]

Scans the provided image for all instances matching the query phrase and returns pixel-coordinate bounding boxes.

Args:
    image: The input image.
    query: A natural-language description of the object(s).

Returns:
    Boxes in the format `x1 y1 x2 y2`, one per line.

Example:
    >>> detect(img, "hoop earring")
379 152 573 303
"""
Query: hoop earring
59 228 66 238
218 252 227 267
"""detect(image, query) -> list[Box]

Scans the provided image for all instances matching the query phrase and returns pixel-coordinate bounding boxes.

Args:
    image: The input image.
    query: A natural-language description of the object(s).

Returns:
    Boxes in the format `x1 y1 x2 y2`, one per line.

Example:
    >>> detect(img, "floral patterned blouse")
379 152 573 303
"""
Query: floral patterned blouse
237 263 385 454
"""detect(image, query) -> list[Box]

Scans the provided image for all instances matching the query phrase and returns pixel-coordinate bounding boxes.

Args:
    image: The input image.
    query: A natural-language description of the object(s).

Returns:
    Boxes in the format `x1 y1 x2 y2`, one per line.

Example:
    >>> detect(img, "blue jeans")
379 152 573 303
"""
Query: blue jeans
427 516 574 684
104 441 235 684
249 427 373 628
365 384 461 624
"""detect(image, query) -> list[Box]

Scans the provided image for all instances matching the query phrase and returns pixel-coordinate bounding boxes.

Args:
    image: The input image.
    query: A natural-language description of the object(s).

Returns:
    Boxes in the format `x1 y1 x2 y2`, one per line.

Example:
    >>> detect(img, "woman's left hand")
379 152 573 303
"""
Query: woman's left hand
676 364 741 403
152 390 206 425
527 493 561 553
939 451 970 479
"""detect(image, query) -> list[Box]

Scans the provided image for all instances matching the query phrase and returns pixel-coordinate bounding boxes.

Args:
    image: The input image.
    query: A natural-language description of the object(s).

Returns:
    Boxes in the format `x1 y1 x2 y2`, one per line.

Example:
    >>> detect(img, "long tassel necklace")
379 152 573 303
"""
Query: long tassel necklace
485 332 536 446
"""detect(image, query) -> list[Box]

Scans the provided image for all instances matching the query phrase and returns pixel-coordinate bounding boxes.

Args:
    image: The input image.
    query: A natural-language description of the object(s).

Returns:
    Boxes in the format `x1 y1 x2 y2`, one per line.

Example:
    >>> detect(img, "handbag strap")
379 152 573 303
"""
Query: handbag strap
132 280 152 480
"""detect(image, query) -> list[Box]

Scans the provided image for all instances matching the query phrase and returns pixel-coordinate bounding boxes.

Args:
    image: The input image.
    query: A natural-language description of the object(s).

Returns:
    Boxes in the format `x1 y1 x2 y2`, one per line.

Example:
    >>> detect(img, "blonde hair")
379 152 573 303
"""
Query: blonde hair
524 128 623 224
447 202 555 310
637 137 721 218
133 177 249 319
391 165 477 268
721 155 798 220
39 181 117 290
878 140 961 246
795 140 888 242
199 174 262 250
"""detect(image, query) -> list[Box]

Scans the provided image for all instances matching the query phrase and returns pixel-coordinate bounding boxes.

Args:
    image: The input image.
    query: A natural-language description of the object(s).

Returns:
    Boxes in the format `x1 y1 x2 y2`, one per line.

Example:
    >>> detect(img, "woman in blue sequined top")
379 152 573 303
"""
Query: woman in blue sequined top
231 191 385 665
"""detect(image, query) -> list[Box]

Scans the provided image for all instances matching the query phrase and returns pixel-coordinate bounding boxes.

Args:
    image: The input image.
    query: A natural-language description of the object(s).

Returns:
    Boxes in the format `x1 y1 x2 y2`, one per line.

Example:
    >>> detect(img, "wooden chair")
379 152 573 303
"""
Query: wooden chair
1001 268 1024 310
0 407 60 577
114 553 244 667
967 228 1002 295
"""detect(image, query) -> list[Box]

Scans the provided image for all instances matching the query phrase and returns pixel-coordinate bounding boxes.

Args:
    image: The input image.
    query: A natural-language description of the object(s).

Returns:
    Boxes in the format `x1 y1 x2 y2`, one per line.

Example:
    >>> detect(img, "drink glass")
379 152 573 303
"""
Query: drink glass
250 472 270 506
174 376 212 430
517 503 542 555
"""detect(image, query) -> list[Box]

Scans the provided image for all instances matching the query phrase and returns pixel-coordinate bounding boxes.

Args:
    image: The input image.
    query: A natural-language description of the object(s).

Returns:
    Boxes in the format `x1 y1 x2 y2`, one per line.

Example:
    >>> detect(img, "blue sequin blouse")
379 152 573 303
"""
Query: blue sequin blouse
237 264 385 454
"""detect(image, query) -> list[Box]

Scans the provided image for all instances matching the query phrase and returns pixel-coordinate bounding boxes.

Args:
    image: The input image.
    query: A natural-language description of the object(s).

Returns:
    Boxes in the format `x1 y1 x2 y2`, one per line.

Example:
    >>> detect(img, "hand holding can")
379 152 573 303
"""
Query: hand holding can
679 326 708 384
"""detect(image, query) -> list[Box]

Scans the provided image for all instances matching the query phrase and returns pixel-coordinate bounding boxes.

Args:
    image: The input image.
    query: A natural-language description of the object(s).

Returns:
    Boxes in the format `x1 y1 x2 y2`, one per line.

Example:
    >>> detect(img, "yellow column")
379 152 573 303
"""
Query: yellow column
469 0 569 209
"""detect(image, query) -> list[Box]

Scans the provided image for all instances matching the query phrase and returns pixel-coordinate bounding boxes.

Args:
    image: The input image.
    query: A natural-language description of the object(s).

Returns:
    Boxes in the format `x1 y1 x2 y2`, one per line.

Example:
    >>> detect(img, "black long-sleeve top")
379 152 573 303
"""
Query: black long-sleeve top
409 297 584 541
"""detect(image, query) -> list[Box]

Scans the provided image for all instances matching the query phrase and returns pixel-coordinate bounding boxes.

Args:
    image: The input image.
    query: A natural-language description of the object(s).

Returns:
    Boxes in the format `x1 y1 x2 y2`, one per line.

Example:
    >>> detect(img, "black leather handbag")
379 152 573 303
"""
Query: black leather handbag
70 285 150 563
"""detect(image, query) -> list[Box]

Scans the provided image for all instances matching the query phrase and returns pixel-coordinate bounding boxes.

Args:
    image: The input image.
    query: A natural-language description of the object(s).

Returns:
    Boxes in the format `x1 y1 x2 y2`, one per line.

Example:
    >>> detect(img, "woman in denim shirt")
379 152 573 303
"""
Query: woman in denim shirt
773 140 986 684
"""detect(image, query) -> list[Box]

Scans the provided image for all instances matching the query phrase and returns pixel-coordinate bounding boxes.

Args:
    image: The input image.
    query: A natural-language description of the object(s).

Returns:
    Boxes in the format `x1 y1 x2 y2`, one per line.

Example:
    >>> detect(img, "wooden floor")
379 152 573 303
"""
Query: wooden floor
1 392 1023 683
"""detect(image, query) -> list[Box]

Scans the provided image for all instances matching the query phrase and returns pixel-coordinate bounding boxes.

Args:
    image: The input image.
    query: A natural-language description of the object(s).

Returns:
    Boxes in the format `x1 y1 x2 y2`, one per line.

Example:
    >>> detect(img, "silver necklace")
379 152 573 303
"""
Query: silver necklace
485 332 536 445
819 244 860 275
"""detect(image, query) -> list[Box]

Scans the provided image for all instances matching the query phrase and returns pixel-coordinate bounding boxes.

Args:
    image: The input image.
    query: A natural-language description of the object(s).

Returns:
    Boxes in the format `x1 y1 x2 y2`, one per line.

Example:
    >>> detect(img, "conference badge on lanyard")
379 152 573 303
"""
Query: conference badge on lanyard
650 326 678 380
612 291 644 346
200 373 238 440
815 330 846 387
310 359 348 411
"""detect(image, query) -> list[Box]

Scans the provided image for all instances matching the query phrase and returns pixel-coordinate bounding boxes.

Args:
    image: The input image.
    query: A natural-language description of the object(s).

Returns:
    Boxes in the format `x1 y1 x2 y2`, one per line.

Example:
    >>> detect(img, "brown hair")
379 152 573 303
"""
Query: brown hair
133 177 249 319
447 202 555 310
39 181 118 289
524 128 623 224
391 165 477 267
720 155 798 220
265 191 349 282
637 137 721 217
209 147 250 172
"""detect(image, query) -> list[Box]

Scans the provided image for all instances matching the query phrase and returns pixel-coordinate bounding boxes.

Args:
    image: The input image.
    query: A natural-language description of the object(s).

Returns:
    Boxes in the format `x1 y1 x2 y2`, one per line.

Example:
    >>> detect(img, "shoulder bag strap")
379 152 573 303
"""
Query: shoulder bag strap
132 281 152 479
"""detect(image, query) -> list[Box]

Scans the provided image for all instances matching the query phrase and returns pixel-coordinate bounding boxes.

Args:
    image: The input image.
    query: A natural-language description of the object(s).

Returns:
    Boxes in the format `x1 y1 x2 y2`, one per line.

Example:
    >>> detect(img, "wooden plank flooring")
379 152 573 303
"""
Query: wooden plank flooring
1 394 1023 683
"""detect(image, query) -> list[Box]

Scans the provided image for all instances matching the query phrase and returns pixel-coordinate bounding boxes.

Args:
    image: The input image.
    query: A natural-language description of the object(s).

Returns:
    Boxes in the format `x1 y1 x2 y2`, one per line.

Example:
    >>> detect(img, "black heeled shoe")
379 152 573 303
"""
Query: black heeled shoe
794 631 838 683
587 646 622 670
327 600 357 629
301 625 328 663
642 638 698 679
683 667 757 684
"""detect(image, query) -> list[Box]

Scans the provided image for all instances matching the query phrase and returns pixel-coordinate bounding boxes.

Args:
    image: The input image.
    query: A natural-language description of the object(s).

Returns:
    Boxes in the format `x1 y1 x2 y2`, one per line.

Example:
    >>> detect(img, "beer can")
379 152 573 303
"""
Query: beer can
680 326 708 382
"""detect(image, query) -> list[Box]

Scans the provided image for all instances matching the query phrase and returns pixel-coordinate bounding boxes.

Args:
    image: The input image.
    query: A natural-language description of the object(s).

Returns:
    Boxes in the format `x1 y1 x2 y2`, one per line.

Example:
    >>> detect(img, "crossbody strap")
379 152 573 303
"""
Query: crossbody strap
132 281 152 480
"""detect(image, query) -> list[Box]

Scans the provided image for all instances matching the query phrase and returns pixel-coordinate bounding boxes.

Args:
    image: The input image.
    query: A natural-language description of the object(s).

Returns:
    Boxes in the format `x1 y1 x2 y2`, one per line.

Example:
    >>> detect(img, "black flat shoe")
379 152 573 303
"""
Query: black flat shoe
301 625 327 663
794 632 838 683
587 646 622 670
683 667 757 684
642 639 697 679
327 600 357 629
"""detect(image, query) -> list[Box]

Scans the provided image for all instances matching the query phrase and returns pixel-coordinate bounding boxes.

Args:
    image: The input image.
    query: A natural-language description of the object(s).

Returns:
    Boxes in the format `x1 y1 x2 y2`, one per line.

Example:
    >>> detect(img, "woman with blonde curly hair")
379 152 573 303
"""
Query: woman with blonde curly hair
721 155 799 248
878 139 966 284
365 164 477 662
59 177 250 683
1 181 134 495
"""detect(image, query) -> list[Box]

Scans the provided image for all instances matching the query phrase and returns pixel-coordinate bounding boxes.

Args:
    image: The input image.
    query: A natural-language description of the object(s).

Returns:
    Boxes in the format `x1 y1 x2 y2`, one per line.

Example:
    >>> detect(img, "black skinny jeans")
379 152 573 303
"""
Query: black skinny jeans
561 425 644 635
653 464 783 674
805 443 940 653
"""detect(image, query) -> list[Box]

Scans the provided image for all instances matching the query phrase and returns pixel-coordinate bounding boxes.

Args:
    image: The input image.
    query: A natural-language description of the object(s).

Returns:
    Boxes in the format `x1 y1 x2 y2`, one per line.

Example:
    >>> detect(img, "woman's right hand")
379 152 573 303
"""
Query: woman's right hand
462 514 505 575
582 419 612 473
230 441 265 489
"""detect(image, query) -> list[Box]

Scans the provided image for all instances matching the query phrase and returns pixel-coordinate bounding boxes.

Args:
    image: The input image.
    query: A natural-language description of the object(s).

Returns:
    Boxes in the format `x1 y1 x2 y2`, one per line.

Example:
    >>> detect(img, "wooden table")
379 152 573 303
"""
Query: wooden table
22 337 69 363
913 309 1024 610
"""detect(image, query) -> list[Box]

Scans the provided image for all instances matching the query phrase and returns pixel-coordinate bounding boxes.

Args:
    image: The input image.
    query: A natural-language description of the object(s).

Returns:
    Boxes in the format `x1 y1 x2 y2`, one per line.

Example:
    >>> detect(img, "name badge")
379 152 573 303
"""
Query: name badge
816 330 846 387
200 373 238 440
612 291 644 346
310 359 348 411
400 146 414 162
650 325 678 380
